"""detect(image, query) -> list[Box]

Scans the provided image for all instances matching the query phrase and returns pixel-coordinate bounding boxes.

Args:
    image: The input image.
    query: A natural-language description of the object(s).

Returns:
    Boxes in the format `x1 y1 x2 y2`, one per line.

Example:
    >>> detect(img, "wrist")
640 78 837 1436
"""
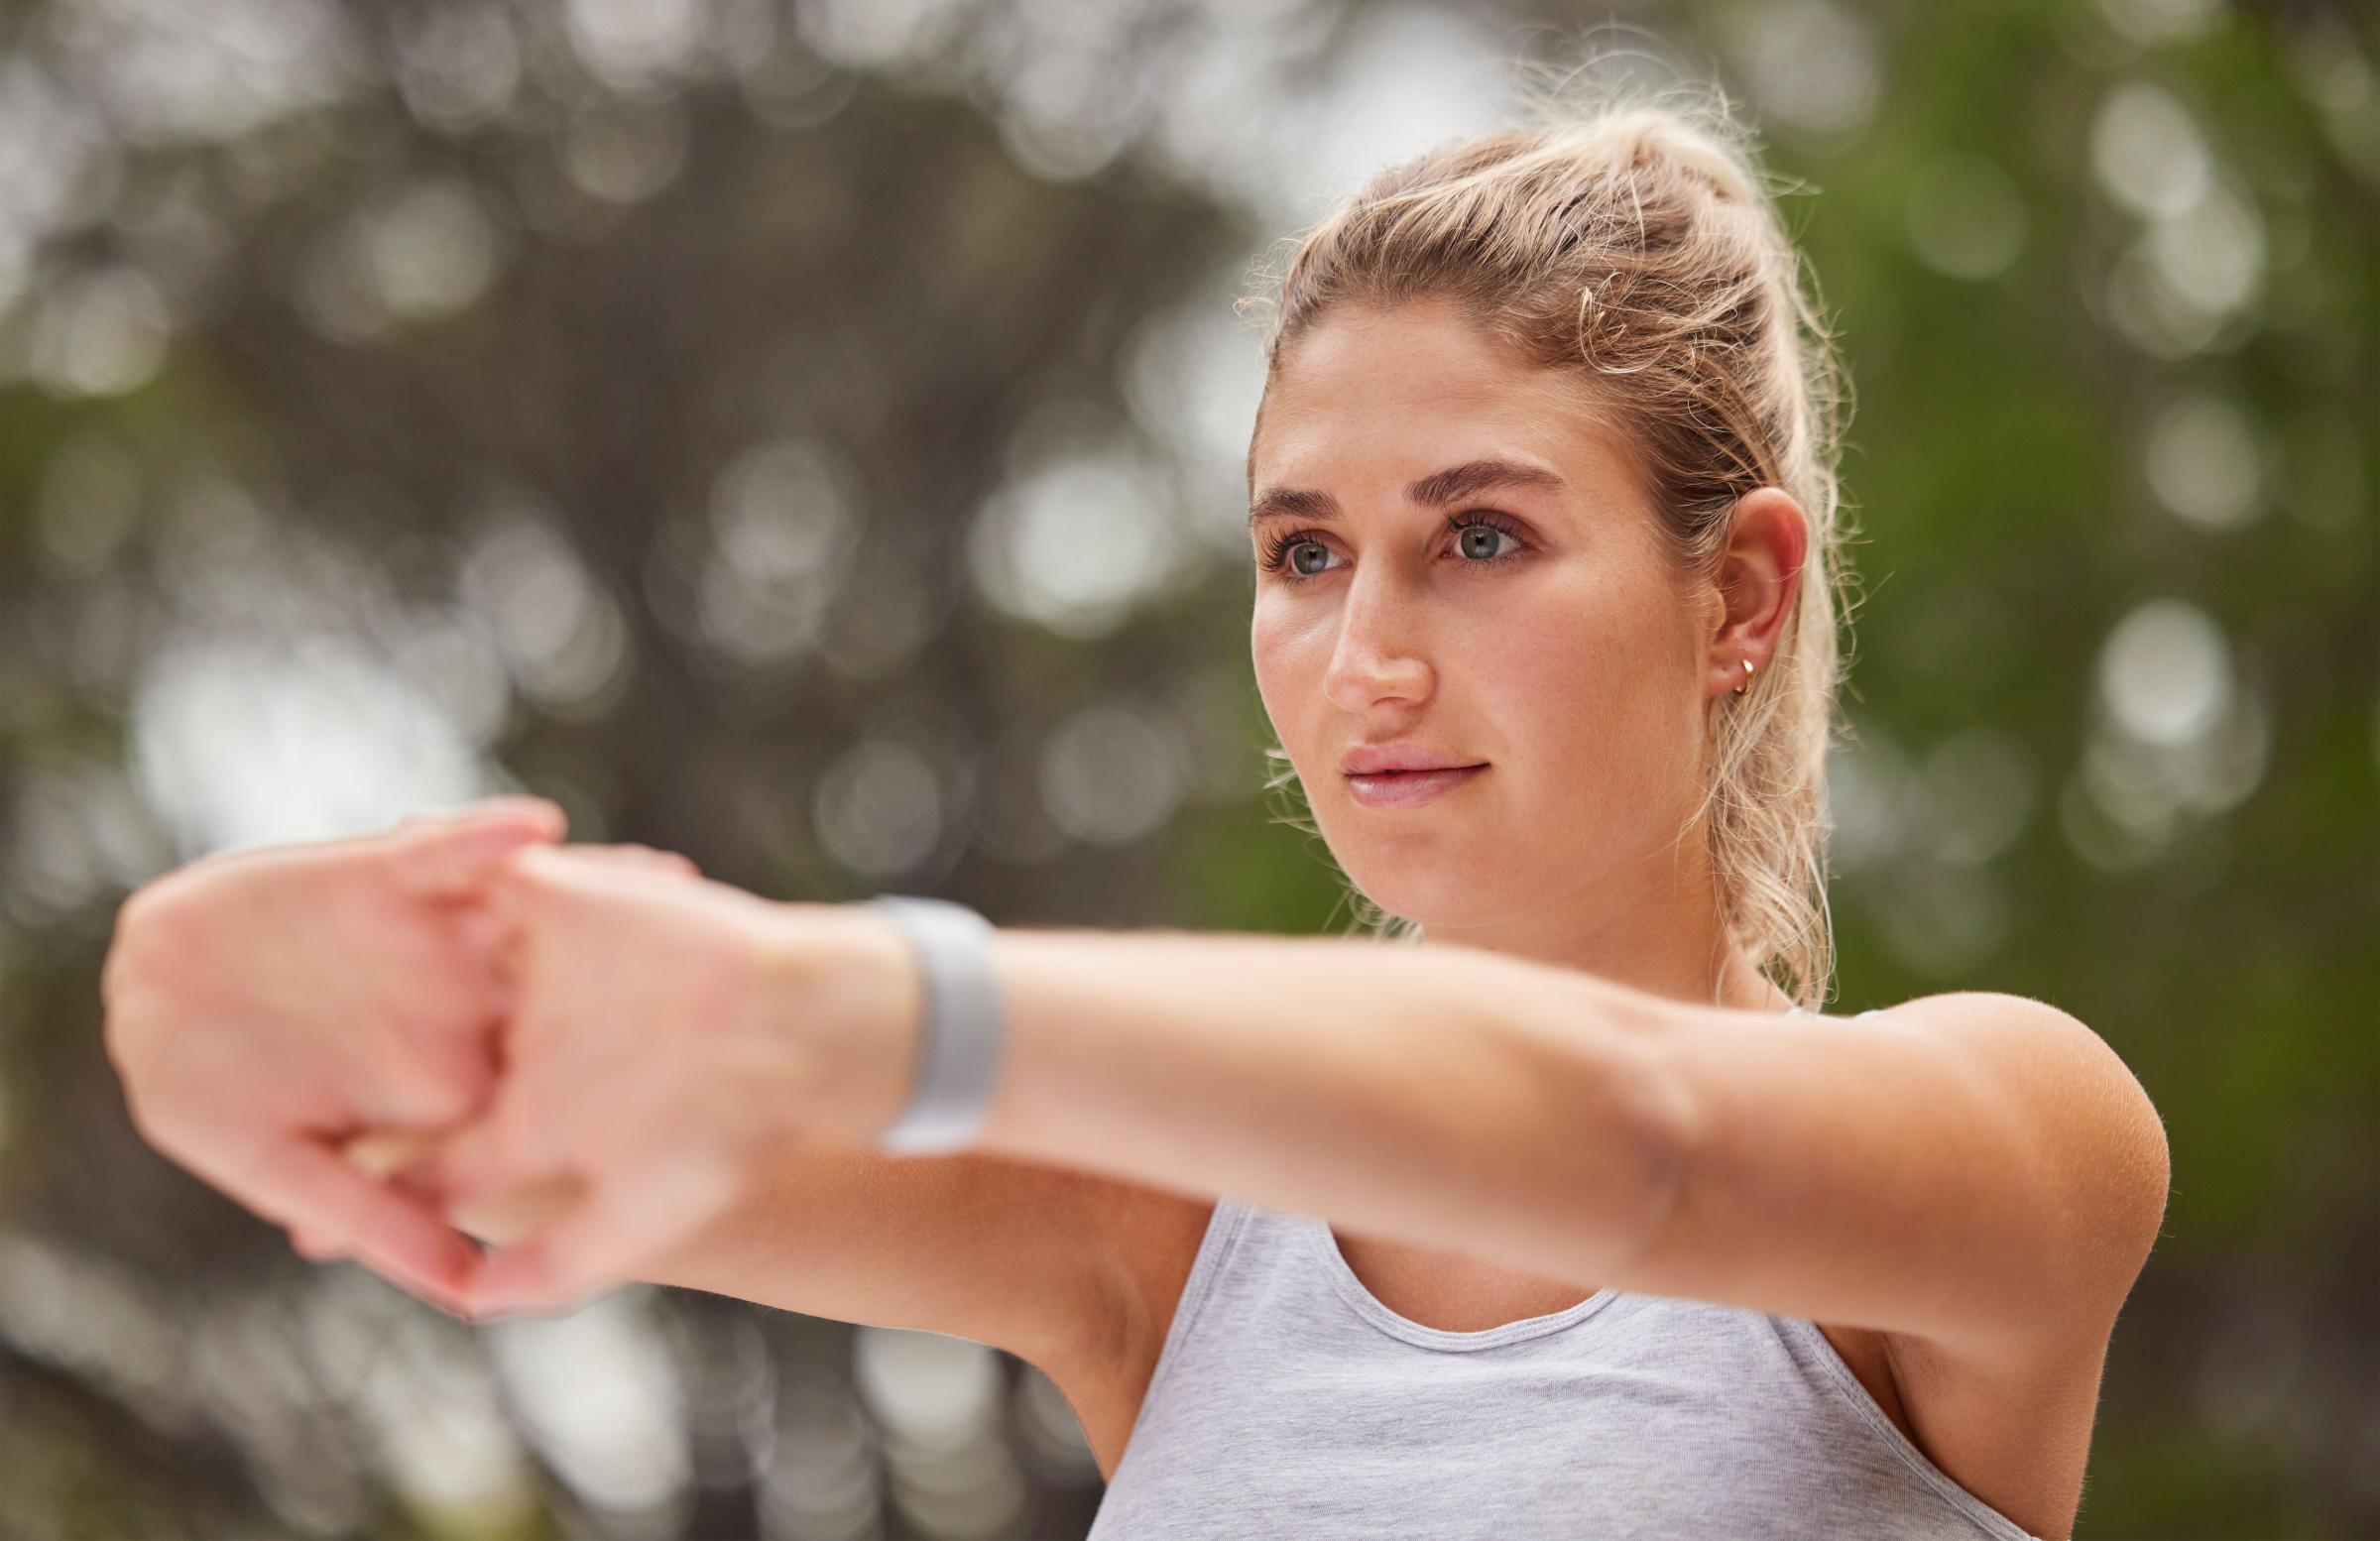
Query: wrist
749 900 923 1147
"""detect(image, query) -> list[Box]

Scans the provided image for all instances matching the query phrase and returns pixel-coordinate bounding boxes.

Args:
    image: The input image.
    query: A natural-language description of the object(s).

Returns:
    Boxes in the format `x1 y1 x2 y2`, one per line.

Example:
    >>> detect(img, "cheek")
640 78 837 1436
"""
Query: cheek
1480 575 1689 779
1250 602 1322 714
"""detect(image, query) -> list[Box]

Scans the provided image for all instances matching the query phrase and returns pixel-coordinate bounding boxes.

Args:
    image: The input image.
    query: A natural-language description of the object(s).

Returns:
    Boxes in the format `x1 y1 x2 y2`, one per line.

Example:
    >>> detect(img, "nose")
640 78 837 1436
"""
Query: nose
1321 571 1433 715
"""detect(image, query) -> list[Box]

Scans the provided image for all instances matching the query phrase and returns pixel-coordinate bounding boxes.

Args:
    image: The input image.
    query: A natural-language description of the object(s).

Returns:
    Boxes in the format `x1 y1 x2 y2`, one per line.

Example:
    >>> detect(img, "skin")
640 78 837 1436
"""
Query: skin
1248 292 1805 1004
399 851 921 1318
99 799 570 1314
105 810 924 1322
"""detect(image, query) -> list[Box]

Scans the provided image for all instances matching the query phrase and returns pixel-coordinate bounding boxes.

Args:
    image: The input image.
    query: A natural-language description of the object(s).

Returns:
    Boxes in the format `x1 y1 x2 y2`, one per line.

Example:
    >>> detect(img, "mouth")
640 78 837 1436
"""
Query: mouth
1344 764 1488 808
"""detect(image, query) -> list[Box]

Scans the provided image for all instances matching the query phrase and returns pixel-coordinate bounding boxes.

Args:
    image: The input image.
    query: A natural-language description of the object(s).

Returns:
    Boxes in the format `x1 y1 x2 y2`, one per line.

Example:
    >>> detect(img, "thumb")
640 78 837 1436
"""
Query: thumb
406 1115 528 1210
462 1155 736 1319
386 798 569 904
406 1117 585 1248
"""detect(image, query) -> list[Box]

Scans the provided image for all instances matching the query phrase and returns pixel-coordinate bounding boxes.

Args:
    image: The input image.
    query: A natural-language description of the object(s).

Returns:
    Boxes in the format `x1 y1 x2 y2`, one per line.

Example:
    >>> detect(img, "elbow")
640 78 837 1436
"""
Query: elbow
1487 967 1698 1284
1542 1017 1694 1284
1589 1028 1702 1279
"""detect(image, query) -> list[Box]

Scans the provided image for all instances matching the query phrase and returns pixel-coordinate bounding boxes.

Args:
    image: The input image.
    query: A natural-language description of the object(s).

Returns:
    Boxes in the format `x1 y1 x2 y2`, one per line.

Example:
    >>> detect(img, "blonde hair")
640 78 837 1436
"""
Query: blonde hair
1245 55 1863 1011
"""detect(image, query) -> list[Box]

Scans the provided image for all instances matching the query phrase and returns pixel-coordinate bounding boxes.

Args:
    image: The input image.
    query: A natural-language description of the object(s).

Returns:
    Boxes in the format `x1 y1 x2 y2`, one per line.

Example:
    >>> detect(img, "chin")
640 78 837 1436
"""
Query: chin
1337 861 1510 932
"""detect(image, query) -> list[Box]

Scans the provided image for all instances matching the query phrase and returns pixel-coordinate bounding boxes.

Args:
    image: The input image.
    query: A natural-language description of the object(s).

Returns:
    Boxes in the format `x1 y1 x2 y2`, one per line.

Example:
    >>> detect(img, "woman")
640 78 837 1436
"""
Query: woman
103 88 2167 1541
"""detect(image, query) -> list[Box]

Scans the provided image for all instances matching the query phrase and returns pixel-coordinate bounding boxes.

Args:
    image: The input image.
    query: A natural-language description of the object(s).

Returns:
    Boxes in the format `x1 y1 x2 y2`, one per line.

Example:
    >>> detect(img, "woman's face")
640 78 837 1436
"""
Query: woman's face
1248 296 1730 934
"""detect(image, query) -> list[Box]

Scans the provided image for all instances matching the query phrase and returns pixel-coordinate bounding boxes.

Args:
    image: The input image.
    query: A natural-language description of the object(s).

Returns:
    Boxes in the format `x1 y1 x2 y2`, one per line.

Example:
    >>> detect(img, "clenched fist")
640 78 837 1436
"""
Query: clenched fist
98 797 570 1315
102 797 929 1325
397 847 921 1321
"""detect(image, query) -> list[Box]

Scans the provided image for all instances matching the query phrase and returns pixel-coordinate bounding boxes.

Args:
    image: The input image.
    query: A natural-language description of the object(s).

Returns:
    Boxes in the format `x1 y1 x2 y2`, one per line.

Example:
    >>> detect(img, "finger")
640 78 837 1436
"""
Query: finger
443 897 523 1022
346 1022 507 1133
357 1118 583 1245
260 1136 481 1315
474 841 566 928
340 1126 443 1184
288 1223 345 1261
385 801 568 904
451 794 570 834
337 1124 494 1206
478 841 696 915
449 1173 584 1250
403 1112 573 1219
396 796 570 852
568 844 701 879
461 1155 739 1320
438 844 563 1002
641 845 700 878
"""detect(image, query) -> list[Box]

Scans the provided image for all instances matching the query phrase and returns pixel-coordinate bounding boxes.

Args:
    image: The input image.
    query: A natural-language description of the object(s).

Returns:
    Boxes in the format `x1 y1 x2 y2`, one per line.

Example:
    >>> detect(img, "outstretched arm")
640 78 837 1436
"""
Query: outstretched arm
967 926 1683 1292
931 926 2168 1365
416 864 2165 1363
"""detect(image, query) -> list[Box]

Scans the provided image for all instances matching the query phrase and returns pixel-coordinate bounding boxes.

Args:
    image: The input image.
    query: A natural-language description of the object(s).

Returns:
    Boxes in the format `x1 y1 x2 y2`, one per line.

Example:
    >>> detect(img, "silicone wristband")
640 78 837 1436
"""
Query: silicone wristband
864 894 1006 1153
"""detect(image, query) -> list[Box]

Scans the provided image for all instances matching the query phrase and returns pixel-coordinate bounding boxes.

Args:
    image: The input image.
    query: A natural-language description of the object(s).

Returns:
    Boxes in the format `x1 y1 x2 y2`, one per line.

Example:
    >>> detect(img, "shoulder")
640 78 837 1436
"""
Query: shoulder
1864 992 2172 1297
1860 992 2166 1153
1860 991 2157 1126
1848 995 2162 1537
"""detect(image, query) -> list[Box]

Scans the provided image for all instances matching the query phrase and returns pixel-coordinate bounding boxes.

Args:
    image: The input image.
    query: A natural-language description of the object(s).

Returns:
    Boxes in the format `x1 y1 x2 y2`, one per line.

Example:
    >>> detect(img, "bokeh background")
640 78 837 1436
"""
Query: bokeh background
0 0 2372 1536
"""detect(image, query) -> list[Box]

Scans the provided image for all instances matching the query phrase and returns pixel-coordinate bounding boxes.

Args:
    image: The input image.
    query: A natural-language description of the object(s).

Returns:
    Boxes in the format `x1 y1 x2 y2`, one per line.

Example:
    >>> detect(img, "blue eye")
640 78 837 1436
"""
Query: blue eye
1452 522 1521 563
1256 512 1531 585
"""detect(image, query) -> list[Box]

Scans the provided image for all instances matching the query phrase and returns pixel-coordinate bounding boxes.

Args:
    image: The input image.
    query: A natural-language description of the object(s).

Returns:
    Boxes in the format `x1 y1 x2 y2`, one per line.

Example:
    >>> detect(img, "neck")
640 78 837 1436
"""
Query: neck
1404 838 1792 1015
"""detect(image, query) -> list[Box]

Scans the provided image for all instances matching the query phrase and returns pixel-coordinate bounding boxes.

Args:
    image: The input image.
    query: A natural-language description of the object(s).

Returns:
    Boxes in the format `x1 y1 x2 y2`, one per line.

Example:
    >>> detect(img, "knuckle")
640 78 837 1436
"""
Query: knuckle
97 995 151 1080
378 1062 486 1129
291 1227 346 1261
107 885 180 968
116 1084 165 1148
113 1073 191 1156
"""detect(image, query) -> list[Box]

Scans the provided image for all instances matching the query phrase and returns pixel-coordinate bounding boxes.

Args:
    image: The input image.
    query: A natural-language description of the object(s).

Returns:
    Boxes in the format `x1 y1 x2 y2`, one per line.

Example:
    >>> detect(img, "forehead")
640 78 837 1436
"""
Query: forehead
1250 298 1641 505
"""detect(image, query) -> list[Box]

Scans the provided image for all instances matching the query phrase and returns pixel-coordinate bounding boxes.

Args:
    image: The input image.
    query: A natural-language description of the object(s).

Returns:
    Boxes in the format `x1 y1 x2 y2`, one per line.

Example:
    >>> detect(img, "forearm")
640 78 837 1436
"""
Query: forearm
627 1138 1112 1363
966 926 1690 1285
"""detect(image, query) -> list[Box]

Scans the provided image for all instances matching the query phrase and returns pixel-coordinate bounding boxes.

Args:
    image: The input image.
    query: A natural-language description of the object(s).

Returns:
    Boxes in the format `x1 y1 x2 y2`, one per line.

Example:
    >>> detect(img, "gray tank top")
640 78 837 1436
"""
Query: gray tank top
1085 1007 2046 1541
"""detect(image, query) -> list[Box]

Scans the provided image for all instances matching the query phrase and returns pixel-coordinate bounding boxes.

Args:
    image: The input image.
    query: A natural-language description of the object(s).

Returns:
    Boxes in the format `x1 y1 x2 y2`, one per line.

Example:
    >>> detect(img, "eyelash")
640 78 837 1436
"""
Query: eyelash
1257 512 1532 585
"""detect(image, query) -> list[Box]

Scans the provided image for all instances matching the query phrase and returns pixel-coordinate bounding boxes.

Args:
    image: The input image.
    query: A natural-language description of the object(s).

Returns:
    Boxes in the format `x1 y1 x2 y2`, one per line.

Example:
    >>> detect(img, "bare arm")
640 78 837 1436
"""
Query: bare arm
971 927 1689 1304
627 1139 1136 1381
961 927 2168 1367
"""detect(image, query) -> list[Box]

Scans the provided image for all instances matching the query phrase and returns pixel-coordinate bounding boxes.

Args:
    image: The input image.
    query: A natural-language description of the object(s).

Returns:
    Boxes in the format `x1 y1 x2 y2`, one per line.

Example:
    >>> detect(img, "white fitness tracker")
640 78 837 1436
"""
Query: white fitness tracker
863 893 1007 1154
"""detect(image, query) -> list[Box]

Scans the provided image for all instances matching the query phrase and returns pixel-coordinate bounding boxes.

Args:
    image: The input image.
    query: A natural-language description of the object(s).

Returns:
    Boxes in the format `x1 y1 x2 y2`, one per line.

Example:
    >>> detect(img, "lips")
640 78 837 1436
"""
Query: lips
1340 745 1487 776
1344 764 1488 808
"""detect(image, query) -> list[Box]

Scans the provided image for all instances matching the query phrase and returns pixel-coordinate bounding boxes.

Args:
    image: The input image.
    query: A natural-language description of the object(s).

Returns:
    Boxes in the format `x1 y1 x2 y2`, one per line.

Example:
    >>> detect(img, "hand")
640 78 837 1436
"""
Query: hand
404 846 922 1320
98 796 569 1316
332 845 705 1249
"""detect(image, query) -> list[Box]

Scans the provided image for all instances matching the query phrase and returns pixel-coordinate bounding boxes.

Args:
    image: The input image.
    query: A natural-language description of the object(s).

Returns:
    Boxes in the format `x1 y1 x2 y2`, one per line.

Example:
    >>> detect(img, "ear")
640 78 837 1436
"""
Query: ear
1708 487 1808 701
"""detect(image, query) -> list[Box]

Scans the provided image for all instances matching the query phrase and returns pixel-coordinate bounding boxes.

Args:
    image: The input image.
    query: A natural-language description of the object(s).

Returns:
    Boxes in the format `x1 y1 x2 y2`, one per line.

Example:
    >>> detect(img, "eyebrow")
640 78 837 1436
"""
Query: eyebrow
1247 457 1568 532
